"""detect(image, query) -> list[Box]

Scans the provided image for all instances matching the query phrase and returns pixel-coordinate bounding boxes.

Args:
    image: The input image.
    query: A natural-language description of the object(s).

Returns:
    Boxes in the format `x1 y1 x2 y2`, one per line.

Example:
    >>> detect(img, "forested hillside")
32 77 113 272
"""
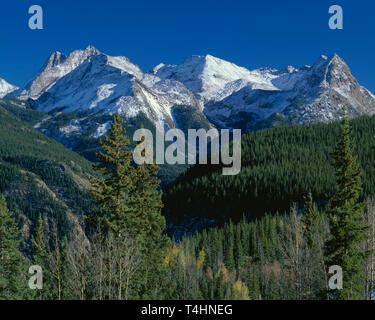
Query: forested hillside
0 103 96 245
0 98 188 189
164 115 375 233
1 108 374 300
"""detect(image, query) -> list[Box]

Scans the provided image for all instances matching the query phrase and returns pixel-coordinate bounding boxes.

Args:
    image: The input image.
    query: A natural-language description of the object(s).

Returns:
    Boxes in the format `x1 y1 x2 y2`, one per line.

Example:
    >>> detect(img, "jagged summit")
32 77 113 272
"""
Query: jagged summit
43 51 67 69
25 47 199 133
8 45 102 99
201 53 375 129
4 48 374 141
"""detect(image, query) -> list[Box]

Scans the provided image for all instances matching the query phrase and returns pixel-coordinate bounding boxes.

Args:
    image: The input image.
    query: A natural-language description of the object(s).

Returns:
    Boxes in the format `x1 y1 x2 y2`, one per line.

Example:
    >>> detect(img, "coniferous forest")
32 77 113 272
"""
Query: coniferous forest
1 103 375 300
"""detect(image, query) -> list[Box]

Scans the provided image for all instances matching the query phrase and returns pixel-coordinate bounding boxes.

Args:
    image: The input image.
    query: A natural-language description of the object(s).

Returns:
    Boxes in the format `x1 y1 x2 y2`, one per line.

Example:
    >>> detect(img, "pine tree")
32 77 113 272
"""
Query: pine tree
325 110 370 300
30 216 52 300
0 195 28 299
303 192 319 249
30 215 50 300
129 130 169 298
90 115 168 298
247 262 261 299
266 272 280 300
127 132 166 241
90 113 135 234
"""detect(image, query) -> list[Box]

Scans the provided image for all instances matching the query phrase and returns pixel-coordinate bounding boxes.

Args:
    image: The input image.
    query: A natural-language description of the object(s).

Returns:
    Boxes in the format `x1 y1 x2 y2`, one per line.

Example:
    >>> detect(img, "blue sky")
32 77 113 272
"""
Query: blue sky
0 0 374 91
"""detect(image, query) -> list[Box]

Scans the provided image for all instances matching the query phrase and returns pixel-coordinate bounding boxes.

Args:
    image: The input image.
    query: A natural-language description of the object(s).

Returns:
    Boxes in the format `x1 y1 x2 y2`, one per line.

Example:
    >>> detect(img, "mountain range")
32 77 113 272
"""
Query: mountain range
1 46 375 242
2 45 375 144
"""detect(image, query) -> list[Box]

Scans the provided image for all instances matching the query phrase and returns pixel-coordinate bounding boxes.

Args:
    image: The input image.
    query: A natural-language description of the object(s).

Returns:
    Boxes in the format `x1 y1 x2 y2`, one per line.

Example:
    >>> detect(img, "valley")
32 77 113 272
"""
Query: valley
1 46 375 300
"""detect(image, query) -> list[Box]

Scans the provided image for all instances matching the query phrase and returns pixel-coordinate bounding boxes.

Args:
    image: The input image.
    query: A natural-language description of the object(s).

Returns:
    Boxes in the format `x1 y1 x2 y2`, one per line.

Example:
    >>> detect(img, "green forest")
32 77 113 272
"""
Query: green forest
164 114 375 229
1 103 375 300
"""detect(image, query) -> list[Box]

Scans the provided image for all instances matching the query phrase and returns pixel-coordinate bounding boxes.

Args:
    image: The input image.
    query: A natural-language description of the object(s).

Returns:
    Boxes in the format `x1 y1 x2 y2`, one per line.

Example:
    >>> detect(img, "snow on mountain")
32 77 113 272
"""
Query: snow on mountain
32 52 198 129
155 53 375 130
153 54 279 106
9 45 100 99
8 46 375 140
0 78 18 98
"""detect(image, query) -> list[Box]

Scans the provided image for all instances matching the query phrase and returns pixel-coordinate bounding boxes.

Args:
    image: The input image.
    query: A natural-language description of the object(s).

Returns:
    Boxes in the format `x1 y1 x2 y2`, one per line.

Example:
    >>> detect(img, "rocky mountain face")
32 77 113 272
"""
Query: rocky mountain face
7 46 207 149
155 53 375 130
3 46 375 141
9 46 101 100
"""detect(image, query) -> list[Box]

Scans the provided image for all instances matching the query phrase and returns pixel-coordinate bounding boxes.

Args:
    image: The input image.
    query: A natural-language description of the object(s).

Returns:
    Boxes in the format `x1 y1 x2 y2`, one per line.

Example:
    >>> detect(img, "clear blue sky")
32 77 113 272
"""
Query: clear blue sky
0 0 374 91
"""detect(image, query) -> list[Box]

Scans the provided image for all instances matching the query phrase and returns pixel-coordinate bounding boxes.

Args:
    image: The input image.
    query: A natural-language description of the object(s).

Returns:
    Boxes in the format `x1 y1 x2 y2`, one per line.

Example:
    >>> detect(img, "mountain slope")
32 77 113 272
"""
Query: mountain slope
155 54 375 130
152 54 275 105
7 46 211 165
4 47 375 191
31 54 198 128
0 100 96 245
2 98 193 188
164 115 375 236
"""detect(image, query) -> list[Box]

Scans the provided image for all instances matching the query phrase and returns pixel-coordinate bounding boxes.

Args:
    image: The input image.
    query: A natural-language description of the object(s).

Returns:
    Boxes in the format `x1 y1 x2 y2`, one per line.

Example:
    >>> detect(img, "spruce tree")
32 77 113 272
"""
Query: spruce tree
303 192 319 249
0 195 28 299
90 113 135 234
30 215 50 300
325 110 370 300
90 115 168 298
129 130 169 298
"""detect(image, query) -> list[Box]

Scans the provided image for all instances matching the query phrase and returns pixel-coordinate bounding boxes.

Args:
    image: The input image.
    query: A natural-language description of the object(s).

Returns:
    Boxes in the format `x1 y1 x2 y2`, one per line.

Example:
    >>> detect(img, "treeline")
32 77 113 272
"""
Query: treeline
164 115 375 229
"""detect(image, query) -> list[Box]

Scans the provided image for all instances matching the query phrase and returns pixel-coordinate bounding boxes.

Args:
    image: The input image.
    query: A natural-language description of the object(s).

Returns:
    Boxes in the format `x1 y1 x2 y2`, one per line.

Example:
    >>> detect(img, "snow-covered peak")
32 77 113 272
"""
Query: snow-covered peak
203 53 375 130
311 53 346 74
8 45 102 99
31 50 199 130
8 48 375 139
154 54 280 104
0 78 18 98
8 45 142 100
62 45 101 71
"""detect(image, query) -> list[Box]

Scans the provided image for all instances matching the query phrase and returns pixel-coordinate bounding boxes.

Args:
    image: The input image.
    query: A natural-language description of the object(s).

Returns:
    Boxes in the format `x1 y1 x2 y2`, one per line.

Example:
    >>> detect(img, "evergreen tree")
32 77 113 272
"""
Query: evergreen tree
303 192 319 249
247 263 261 299
30 215 50 300
325 110 370 300
266 273 280 300
0 195 28 299
90 113 135 234
130 148 169 298
90 116 168 298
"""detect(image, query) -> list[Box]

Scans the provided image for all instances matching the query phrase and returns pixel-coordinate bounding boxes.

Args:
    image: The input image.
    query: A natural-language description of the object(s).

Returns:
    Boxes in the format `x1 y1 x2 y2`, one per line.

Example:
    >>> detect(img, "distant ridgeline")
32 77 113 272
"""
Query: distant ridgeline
163 115 375 235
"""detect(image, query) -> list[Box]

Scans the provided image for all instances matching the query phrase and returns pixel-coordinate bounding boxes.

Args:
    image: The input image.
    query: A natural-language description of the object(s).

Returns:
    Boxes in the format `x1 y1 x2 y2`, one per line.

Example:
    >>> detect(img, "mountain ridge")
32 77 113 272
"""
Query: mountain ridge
2 46 374 139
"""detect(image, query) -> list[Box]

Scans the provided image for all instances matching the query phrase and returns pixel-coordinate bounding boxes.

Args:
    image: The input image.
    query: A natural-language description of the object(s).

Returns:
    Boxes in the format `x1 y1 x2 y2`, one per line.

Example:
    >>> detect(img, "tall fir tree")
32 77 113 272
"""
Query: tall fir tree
303 192 320 249
90 115 168 298
0 195 28 299
90 113 135 234
30 215 51 300
129 131 169 298
325 109 370 300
